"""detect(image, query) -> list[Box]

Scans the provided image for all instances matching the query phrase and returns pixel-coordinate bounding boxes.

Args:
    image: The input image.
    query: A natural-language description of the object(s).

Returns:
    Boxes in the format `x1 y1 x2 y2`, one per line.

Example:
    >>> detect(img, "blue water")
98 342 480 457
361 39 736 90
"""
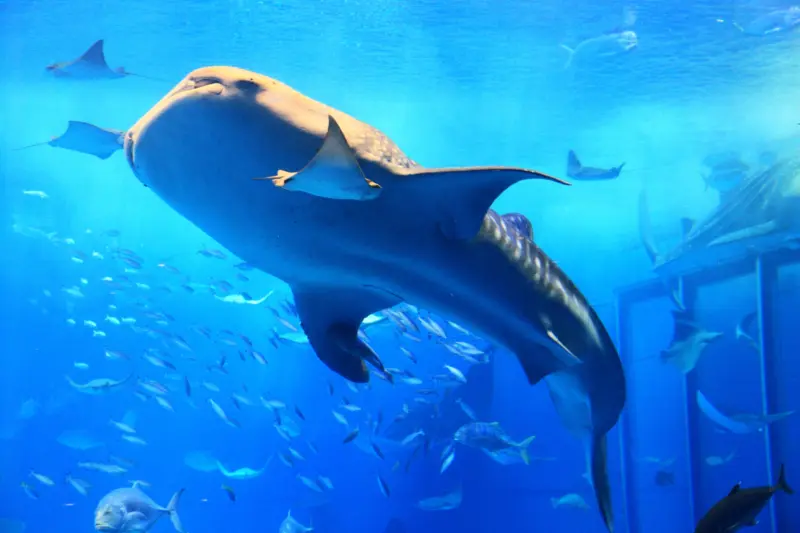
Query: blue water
1 1 799 532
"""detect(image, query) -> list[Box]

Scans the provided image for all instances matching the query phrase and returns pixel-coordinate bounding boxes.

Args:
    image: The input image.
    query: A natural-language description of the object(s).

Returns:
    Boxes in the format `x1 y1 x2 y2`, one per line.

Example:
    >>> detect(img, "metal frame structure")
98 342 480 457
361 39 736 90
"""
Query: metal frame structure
612 244 800 533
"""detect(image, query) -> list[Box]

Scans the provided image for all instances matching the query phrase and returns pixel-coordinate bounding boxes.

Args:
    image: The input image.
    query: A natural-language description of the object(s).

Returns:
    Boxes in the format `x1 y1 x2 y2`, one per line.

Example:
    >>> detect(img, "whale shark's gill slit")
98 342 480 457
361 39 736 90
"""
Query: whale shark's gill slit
361 284 404 303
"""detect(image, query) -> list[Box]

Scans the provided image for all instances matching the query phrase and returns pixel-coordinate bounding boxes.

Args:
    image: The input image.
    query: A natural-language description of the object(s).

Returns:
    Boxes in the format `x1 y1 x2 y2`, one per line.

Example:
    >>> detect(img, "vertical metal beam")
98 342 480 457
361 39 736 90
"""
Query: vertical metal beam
755 255 778 532
678 276 699 527
614 294 633 533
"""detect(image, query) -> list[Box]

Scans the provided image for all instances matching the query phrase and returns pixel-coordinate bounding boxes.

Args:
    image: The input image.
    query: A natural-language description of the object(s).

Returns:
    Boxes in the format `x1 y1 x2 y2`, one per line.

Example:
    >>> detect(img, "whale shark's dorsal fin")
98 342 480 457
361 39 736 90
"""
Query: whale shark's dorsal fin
14 121 124 160
256 115 381 201
407 166 569 241
501 212 534 241
292 285 401 383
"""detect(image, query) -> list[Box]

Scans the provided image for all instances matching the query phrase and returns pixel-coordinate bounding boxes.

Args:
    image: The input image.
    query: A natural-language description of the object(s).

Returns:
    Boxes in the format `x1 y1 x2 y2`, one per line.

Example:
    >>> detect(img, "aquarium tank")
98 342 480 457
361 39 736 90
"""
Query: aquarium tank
1 1 799 532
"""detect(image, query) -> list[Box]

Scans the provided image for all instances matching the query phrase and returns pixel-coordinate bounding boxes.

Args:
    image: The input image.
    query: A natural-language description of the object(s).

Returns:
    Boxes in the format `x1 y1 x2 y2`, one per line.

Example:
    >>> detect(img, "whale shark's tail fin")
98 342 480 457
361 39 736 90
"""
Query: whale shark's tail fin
590 433 614 533
14 121 123 160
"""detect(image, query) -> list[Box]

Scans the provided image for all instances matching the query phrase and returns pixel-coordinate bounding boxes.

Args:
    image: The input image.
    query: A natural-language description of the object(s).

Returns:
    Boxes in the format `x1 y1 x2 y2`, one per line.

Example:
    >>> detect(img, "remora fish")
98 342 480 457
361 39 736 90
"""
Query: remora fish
503 213 625 533
78 66 614 397
694 465 793 533
566 150 625 181
659 310 723 374
94 485 185 532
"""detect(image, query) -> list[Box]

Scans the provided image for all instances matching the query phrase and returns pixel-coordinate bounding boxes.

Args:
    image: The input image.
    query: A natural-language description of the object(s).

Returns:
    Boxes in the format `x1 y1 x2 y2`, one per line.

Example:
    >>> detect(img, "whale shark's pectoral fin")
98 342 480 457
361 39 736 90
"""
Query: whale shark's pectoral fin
407 166 569 240
256 115 381 201
514 343 574 385
293 285 399 383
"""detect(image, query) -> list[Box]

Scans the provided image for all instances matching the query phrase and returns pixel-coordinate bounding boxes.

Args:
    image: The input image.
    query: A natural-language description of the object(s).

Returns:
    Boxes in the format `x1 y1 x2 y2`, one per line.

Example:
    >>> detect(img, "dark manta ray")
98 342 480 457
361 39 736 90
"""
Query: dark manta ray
503 213 625 533
639 157 800 278
46 40 162 81
13 121 124 160
55 66 622 530
567 150 625 181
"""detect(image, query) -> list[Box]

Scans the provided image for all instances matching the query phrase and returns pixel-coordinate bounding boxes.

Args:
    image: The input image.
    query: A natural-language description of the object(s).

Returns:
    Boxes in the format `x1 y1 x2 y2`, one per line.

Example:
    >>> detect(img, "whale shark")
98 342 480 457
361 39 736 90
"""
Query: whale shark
501 213 625 533
63 66 615 389
61 67 622 526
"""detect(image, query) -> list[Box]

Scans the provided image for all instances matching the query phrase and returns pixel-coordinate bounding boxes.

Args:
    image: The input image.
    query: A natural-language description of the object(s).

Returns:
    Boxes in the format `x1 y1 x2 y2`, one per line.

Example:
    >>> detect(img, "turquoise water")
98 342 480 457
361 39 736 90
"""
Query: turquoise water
1 1 799 532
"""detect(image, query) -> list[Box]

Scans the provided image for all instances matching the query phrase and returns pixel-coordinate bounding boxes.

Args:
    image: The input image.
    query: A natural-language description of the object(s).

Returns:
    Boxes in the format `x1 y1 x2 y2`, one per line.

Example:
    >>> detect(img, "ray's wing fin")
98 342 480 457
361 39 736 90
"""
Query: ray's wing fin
78 40 111 68
49 121 124 159
255 115 381 201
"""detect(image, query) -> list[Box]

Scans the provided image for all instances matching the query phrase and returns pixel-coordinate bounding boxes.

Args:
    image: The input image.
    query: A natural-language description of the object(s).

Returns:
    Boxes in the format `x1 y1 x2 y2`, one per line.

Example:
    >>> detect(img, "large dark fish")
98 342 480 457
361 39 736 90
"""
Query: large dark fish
694 464 793 533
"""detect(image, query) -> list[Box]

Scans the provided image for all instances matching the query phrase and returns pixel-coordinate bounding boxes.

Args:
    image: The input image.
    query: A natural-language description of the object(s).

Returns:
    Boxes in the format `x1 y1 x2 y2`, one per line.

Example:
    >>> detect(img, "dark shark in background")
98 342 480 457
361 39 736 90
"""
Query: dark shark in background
694 465 793 533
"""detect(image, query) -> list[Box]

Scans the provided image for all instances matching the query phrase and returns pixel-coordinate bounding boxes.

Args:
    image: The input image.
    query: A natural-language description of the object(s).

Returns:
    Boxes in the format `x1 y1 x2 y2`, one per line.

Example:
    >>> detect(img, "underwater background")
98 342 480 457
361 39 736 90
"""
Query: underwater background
1 0 799 532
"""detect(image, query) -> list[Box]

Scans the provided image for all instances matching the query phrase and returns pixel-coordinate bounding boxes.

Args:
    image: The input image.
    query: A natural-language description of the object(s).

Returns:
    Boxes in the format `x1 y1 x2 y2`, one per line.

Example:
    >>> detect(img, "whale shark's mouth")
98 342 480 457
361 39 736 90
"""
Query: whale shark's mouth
124 131 139 180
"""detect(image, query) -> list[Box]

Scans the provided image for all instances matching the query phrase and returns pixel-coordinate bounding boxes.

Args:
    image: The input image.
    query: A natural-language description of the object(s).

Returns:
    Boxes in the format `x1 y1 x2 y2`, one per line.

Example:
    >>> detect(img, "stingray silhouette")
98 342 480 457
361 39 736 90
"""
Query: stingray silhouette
13 121 124 160
46 39 164 81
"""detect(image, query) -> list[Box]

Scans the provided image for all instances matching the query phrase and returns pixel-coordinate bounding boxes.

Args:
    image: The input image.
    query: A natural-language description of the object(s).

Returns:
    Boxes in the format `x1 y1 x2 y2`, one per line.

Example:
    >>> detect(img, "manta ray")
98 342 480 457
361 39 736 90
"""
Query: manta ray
697 390 794 434
14 121 124 160
46 39 161 81
566 150 625 181
660 309 723 374
639 157 800 278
